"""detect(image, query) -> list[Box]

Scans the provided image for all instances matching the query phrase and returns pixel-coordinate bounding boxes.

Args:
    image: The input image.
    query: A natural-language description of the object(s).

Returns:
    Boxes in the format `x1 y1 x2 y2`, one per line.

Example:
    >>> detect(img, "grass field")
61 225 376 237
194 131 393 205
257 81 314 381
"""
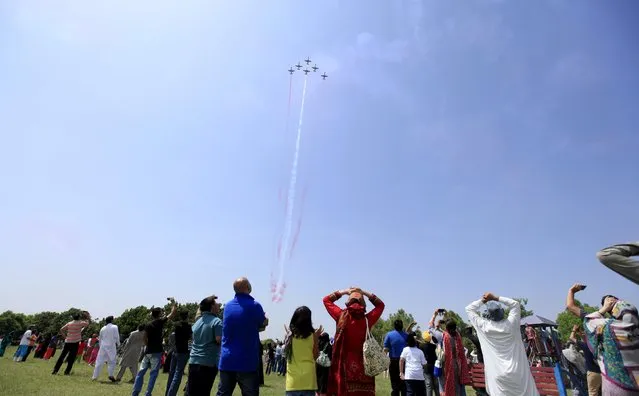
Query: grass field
0 346 476 395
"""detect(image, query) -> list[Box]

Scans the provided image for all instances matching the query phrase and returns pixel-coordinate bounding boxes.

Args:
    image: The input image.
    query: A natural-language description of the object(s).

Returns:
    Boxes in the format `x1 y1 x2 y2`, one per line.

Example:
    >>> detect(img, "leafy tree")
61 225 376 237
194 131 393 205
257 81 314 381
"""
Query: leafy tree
162 301 201 337
116 306 150 337
50 308 85 336
514 298 534 318
371 309 418 345
555 299 598 343
500 298 534 319
0 311 28 336
84 321 102 339
30 311 60 336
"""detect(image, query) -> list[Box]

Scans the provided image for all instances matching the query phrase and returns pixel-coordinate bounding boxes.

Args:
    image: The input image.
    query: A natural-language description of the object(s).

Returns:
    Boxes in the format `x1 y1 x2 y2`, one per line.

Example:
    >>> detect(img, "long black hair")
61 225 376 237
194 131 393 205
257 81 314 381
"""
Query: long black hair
285 306 315 362
446 320 458 336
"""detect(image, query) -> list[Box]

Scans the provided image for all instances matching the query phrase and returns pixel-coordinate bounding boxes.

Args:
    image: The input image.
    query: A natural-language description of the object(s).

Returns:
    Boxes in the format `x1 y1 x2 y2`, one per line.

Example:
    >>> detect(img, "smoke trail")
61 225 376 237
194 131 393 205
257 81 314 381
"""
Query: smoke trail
272 74 295 285
289 187 307 259
273 74 309 300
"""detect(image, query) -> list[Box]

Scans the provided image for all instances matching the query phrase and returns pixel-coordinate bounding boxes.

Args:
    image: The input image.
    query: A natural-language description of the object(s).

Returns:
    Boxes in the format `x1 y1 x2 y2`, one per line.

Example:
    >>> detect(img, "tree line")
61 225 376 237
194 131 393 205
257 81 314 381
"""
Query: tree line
0 296 593 344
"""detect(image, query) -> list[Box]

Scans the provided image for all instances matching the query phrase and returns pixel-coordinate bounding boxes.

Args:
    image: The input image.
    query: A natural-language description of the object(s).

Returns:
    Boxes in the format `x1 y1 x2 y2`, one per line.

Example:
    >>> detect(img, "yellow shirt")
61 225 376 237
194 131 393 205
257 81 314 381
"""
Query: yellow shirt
285 335 317 391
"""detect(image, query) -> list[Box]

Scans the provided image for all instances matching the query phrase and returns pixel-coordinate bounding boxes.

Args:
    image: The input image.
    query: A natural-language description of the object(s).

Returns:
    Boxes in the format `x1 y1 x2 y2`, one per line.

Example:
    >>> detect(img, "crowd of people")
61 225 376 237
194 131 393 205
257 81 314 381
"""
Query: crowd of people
1 241 638 396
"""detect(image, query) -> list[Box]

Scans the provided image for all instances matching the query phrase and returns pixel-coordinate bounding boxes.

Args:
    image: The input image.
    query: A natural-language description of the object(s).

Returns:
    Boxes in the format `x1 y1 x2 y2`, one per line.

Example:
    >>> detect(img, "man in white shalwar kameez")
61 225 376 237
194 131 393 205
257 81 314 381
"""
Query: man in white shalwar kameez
466 293 539 396
92 316 120 382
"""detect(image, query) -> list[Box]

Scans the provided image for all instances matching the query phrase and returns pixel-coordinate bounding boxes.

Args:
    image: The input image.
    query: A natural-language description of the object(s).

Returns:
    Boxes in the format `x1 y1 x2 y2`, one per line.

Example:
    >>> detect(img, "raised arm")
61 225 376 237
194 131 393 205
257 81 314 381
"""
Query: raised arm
498 296 520 323
363 291 385 326
465 299 485 328
596 242 639 285
323 289 348 321
566 284 586 317
165 303 178 321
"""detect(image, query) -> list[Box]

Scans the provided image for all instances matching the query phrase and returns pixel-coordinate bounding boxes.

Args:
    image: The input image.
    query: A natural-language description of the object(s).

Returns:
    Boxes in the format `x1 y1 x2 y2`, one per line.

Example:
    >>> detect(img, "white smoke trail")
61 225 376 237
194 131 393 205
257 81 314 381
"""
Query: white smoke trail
273 74 309 301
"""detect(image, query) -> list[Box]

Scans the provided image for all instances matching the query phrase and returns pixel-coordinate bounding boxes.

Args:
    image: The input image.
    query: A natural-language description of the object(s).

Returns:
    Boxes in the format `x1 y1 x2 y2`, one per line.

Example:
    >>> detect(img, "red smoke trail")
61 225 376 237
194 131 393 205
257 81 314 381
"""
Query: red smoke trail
289 187 307 259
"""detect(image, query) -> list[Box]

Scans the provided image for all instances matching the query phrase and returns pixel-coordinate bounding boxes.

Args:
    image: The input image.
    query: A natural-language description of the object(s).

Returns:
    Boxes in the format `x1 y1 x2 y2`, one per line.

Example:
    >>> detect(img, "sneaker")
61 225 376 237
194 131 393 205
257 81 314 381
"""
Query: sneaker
109 376 116 383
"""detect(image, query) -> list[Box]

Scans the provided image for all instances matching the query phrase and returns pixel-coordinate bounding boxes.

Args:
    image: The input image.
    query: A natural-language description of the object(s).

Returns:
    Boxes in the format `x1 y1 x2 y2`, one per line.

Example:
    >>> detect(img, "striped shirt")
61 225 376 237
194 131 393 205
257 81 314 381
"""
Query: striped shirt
61 320 89 343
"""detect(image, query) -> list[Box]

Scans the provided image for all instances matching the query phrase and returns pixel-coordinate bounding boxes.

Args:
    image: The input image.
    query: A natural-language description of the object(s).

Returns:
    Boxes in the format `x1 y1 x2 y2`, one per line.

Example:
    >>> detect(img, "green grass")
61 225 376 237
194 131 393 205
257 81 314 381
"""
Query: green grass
0 346 476 395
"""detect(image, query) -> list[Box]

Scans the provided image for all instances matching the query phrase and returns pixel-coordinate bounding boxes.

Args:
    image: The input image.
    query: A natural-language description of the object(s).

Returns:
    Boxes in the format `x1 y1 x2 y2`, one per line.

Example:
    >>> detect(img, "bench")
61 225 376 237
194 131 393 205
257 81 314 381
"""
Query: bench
470 363 560 396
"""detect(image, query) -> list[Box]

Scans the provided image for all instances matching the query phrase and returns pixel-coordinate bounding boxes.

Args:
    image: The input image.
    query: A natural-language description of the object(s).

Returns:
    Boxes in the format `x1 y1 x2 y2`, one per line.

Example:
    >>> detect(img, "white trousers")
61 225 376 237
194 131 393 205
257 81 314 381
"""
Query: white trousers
92 346 117 379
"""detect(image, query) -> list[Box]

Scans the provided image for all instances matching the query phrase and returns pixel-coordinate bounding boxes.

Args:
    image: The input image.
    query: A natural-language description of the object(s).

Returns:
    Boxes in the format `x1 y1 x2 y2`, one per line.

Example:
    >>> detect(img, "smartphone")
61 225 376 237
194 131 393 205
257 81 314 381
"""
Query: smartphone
437 309 446 313
580 285 587 290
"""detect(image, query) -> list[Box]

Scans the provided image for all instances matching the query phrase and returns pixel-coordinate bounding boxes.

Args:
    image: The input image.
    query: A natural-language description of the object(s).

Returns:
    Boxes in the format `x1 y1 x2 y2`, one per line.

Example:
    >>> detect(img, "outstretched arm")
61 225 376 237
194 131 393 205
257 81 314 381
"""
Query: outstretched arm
566 284 585 317
596 242 639 285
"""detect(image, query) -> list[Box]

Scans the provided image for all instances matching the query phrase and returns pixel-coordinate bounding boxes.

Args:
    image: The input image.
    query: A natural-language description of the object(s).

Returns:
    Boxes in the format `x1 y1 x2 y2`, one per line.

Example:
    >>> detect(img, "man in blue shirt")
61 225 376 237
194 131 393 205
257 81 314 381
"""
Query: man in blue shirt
217 277 268 396
187 295 223 396
384 320 416 396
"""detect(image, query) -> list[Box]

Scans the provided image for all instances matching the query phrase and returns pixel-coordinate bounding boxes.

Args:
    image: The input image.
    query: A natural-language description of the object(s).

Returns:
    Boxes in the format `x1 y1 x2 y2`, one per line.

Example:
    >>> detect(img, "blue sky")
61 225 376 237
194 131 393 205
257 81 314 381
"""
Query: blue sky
1 0 637 340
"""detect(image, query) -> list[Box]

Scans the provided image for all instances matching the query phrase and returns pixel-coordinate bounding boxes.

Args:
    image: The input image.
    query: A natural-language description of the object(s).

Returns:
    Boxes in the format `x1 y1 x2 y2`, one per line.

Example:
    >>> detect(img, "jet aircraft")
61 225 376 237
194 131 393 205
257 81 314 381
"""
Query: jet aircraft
321 73 328 80
305 57 312 65
303 69 310 75
312 64 319 72
288 67 295 74
295 63 302 70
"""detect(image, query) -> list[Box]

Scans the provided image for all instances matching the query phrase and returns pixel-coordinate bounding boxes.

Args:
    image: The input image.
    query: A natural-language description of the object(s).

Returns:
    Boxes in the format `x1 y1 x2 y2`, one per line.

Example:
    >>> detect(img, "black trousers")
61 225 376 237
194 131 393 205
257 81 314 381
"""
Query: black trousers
187 364 218 396
53 342 79 374
405 379 426 396
389 358 406 396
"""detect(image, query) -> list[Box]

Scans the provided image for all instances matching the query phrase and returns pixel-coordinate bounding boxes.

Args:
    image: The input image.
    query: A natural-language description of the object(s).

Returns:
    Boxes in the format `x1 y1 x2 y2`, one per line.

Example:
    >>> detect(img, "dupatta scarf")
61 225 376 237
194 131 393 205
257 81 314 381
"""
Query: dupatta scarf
584 300 639 391
442 331 471 396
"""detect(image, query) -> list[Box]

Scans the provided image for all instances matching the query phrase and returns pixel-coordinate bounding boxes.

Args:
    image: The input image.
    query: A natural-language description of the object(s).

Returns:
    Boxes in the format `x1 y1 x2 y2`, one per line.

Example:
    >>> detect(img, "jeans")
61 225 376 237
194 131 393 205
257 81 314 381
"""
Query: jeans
425 374 439 396
22 346 34 362
437 371 466 396
273 356 281 373
279 357 287 375
405 379 426 396
216 370 259 396
132 353 162 396
166 352 189 396
265 358 274 375
187 364 218 396
389 358 406 396
53 342 79 374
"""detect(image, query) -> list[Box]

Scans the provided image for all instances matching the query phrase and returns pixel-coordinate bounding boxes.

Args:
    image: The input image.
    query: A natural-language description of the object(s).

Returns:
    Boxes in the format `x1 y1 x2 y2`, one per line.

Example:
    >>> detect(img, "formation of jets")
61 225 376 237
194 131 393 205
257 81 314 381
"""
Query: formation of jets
287 57 327 80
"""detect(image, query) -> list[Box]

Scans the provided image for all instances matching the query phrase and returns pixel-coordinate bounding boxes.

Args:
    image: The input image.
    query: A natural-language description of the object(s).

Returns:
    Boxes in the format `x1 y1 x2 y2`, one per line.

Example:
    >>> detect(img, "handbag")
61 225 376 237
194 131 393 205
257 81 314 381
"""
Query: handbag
433 359 442 378
363 317 390 377
436 343 445 363
316 344 331 368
